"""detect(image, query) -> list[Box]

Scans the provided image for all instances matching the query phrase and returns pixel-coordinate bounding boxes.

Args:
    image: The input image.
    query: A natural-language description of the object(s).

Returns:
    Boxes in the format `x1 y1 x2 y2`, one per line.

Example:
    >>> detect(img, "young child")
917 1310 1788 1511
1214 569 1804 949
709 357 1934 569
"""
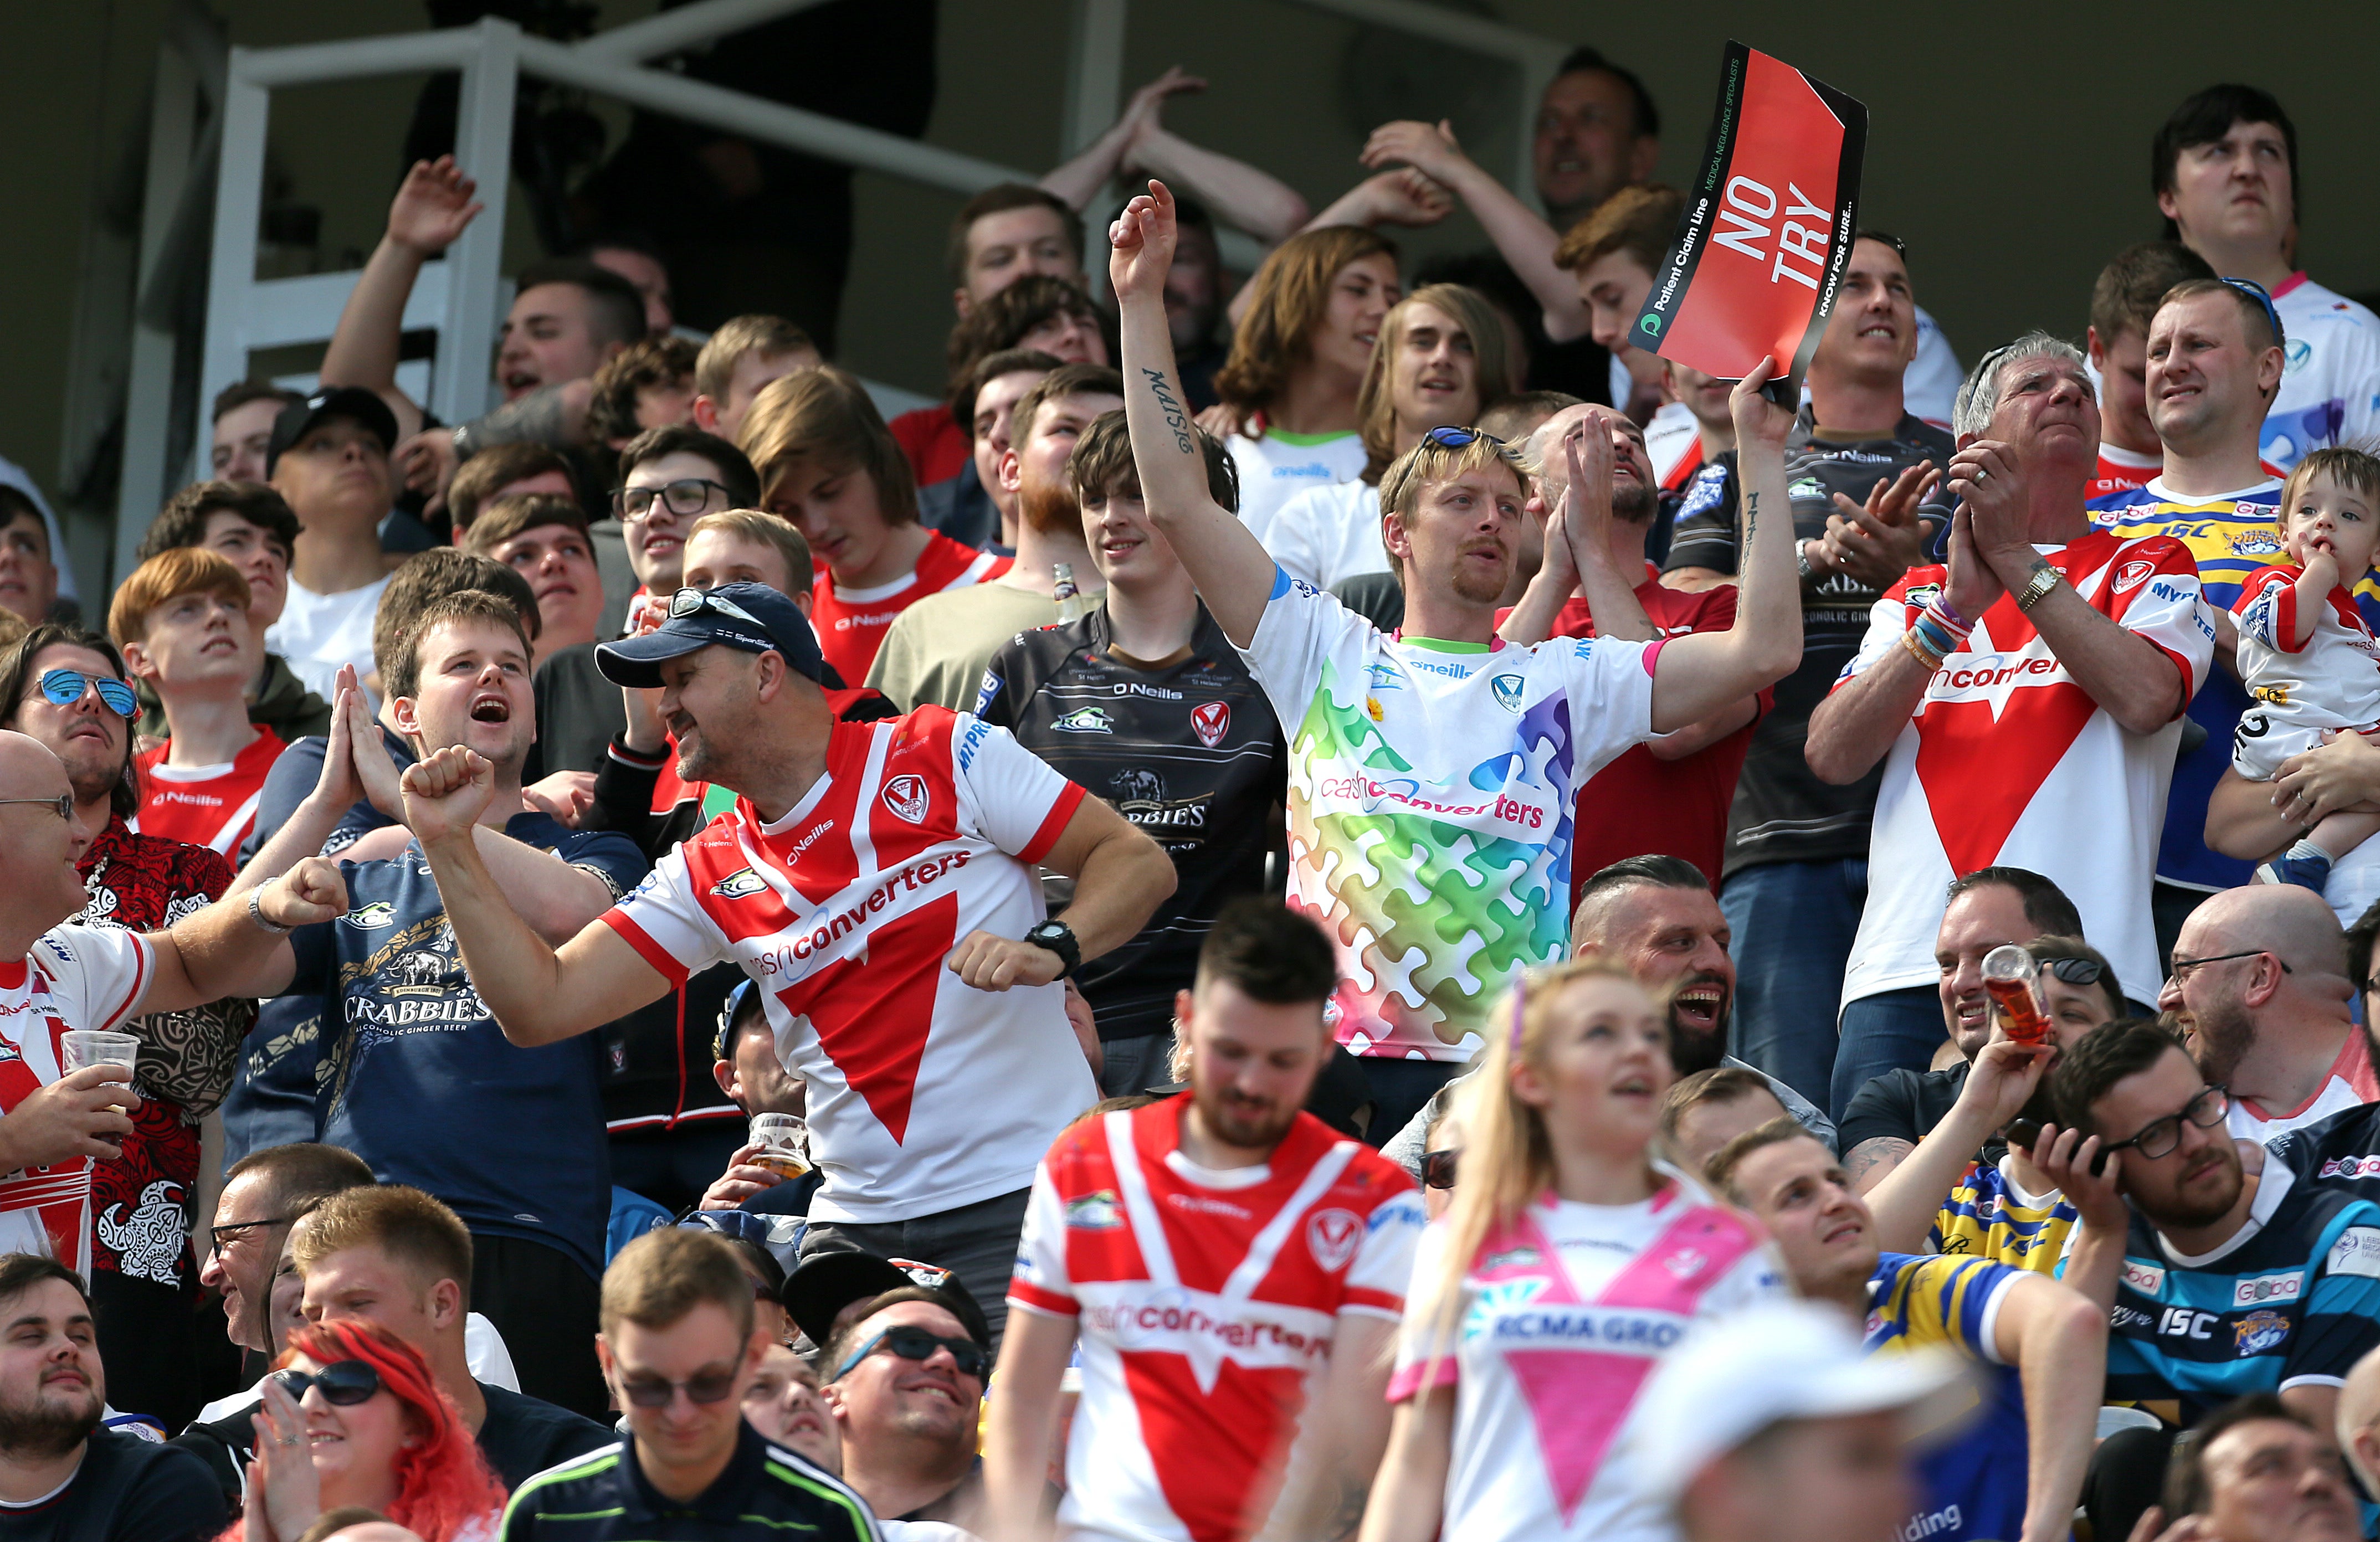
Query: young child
2232 446 2380 890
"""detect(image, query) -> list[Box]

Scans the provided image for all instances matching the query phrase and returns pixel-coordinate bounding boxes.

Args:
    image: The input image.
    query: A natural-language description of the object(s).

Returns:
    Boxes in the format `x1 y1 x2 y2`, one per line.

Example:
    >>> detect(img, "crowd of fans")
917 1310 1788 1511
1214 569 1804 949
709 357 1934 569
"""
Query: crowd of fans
0 40 2374 1542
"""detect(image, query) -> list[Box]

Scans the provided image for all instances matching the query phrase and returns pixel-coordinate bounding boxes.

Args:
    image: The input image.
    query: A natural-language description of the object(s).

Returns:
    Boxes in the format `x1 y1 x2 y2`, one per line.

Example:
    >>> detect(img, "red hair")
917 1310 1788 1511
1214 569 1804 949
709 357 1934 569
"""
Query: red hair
216 1320 509 1542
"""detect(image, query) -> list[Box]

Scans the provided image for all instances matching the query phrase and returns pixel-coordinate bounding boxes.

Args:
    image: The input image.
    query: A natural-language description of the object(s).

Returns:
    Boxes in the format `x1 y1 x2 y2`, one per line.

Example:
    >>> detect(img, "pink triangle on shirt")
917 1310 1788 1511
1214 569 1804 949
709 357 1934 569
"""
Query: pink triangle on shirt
1505 1348 1656 1523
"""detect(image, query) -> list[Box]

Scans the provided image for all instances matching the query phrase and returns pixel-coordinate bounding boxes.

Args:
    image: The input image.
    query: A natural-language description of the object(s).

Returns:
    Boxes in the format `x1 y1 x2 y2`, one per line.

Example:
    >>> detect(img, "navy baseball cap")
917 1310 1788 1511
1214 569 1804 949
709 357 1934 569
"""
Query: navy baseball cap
264 387 401 477
596 582 825 688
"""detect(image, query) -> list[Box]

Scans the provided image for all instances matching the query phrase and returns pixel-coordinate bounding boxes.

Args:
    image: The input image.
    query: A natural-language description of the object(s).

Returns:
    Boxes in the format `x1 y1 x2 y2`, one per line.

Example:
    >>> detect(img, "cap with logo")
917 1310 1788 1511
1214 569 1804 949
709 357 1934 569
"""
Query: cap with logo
596 582 826 689
265 387 402 477
1635 1299 1973 1505
781 1248 989 1353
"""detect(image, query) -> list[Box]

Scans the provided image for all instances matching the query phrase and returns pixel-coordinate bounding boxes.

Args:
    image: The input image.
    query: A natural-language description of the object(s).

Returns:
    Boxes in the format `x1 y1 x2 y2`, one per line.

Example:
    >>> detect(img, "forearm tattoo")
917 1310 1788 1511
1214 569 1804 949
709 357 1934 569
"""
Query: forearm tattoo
1142 368 1193 454
1743 490 1759 548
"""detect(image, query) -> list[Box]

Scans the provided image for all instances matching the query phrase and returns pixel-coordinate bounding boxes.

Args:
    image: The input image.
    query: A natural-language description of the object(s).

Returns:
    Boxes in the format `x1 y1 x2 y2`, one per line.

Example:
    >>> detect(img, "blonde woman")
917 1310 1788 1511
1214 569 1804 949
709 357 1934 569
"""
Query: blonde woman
1209 227 1403 539
1265 284 1517 592
1360 958 1788 1542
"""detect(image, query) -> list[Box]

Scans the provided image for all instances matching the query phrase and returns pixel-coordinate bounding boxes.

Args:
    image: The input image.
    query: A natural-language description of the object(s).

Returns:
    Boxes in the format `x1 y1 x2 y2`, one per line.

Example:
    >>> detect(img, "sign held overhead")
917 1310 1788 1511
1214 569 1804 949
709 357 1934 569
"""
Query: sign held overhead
1632 41 1868 400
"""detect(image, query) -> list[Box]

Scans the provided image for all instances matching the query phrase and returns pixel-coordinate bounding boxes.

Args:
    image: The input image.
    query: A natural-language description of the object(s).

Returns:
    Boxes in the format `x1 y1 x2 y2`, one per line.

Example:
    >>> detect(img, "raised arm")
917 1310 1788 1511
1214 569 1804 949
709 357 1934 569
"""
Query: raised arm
1360 120 1587 342
1114 181 1280 646
1865 1039 2046 1252
1993 1272 2109 1542
320 157 483 442
1955 440 2188 736
981 1304 1078 1542
402 746 671 1046
945 791 1175 992
1500 423 1653 646
143 859 347 1012
1637 367 1803 732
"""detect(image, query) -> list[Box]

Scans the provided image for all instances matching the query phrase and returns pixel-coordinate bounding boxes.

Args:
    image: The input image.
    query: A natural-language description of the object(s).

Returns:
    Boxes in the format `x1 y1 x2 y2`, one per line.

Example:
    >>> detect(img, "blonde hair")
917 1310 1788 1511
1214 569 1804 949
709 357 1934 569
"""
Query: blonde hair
1212 227 1398 417
1408 958 1668 1361
686 508 813 592
1355 285 1517 476
1376 429 1535 549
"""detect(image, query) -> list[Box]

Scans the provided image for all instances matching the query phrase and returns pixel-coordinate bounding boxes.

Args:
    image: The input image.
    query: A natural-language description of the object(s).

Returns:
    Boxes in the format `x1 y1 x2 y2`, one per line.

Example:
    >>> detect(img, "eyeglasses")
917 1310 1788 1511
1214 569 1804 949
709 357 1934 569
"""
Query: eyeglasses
618 1364 742 1409
1422 1149 1458 1190
667 587 767 627
617 479 731 522
207 1215 293 1257
829 1324 989 1384
2219 276 2286 350
0 794 73 823
2168 948 2292 986
274 1359 383 1407
34 670 136 719
2102 1085 2230 1162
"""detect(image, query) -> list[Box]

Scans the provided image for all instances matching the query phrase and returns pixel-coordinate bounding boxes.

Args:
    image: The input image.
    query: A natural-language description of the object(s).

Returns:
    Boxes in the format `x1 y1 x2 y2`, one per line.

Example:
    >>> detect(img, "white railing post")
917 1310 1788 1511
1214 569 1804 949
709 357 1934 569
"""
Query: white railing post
197 61 270 465
1060 0 1127 292
1514 55 1555 218
435 16 520 428
114 43 203 580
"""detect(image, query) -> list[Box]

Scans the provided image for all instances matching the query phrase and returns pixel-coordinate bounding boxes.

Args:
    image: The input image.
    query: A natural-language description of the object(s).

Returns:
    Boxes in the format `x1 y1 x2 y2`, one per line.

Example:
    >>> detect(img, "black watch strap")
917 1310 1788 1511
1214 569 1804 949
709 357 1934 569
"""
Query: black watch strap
1025 921 1080 979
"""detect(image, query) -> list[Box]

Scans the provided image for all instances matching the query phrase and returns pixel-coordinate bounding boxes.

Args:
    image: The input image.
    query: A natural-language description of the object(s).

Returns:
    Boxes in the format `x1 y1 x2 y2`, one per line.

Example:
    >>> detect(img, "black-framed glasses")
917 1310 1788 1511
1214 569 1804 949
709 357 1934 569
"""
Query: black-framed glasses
618 1364 742 1408
207 1215 293 1257
617 478 731 522
274 1359 383 1407
34 670 136 719
2168 949 2292 986
829 1324 988 1385
1422 1149 1458 1190
2103 1085 2230 1162
0 793 73 823
668 587 766 626
2219 277 2286 349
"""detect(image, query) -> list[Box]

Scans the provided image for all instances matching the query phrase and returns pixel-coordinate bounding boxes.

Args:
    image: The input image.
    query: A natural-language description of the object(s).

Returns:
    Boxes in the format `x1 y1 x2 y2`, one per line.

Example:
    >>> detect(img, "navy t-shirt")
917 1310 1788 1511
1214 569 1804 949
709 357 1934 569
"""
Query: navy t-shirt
286 813 647 1276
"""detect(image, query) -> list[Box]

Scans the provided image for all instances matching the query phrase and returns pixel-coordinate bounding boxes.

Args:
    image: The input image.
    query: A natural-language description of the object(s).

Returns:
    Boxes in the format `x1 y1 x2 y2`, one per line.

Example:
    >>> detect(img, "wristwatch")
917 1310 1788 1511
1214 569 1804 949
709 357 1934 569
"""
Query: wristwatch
247 888 291 936
1023 919 1080 979
2015 562 2061 613
1796 539 1822 585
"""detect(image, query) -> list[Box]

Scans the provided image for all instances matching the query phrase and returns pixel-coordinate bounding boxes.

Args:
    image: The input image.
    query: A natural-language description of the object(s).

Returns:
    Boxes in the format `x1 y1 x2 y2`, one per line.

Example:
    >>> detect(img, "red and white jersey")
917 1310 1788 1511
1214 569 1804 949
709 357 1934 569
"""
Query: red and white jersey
0 926 153 1276
1834 532 2214 1013
132 727 286 855
1643 400 1707 493
2229 1030 2380 1143
809 531 1010 687
602 708 1094 1222
1009 1098 1425 1542
1388 1178 1783 1542
2232 565 2380 746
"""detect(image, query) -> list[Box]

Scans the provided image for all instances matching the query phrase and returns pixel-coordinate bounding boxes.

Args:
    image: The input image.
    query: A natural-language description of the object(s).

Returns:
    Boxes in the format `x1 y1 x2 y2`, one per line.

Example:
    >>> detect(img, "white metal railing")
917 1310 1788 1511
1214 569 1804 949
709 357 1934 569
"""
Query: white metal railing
117 0 1567 579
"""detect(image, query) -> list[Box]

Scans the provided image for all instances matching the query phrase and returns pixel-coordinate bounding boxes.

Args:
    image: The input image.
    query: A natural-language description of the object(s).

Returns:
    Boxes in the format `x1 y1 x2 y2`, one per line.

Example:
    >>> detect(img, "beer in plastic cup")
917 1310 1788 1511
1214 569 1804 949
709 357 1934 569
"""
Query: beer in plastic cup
750 1113 811 1181
60 1031 139 1074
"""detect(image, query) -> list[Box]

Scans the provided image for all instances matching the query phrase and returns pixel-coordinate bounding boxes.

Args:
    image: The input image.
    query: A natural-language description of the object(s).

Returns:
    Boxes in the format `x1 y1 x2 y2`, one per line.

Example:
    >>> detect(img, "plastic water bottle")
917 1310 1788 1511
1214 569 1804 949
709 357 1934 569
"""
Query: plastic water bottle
1053 563 1094 623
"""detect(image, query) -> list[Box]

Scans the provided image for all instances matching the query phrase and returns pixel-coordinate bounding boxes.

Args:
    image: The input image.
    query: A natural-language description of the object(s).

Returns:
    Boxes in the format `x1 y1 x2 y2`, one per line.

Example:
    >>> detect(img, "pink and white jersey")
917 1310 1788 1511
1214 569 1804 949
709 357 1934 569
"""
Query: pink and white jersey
1009 1098 1424 1542
602 707 1096 1223
1834 532 2214 1014
2229 1029 2380 1143
1389 1178 1784 1542
0 926 153 1275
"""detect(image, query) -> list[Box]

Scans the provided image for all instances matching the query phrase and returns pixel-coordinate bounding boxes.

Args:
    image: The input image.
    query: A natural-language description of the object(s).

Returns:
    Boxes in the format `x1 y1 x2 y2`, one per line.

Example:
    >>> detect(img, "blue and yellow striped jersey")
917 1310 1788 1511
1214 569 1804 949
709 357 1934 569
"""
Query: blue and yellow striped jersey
1866 1252 2027 1542
2078 1161 2380 1428
1932 1158 2078 1277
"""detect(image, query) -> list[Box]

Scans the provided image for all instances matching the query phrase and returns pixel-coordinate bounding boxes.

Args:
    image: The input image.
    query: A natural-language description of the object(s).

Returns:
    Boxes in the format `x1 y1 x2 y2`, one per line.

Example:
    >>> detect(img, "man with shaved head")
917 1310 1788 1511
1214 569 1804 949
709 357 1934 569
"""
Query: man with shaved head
2336 1346 2380 1502
2160 882 2370 1140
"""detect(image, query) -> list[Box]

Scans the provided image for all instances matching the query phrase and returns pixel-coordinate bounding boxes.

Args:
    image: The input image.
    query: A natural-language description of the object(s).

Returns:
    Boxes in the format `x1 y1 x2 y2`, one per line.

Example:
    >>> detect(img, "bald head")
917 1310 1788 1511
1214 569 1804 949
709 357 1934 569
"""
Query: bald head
2341 1344 2380 1492
2186 884 2347 978
0 731 68 799
324 1526 425 1542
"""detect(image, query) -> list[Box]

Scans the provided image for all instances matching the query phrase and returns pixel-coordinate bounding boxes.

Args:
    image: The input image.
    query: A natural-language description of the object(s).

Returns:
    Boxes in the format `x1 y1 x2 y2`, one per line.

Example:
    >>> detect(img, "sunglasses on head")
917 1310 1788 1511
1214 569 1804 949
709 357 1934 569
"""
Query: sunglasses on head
2038 956 2106 986
34 670 136 719
619 1365 742 1409
273 1359 382 1407
2219 276 2285 349
668 587 765 626
1419 425 1509 453
1422 1149 1458 1190
830 1324 988 1384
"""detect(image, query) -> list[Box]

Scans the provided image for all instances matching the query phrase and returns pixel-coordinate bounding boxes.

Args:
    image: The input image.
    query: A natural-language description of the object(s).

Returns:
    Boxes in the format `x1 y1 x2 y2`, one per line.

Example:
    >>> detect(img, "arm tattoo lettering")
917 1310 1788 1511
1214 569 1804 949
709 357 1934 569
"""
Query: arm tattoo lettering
1743 490 1758 548
1142 368 1194 454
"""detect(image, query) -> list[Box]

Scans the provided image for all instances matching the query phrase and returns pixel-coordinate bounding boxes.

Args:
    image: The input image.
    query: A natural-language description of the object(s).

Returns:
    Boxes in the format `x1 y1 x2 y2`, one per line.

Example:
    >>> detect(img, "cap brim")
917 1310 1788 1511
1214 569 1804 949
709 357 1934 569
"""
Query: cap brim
782 1250 914 1349
596 630 710 688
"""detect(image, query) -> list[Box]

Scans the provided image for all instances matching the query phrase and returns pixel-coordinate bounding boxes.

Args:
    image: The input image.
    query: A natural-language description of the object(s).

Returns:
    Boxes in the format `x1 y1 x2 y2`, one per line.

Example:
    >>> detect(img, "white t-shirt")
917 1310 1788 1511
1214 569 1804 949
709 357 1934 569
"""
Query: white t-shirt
0 926 154 1275
1238 572 1655 1061
1835 531 2215 1012
602 707 1097 1222
1264 481 1387 592
2227 1030 2380 1143
2266 274 2380 469
1228 431 1369 546
1390 1175 1786 1542
2231 564 2380 778
1008 1097 1424 1542
267 574 391 706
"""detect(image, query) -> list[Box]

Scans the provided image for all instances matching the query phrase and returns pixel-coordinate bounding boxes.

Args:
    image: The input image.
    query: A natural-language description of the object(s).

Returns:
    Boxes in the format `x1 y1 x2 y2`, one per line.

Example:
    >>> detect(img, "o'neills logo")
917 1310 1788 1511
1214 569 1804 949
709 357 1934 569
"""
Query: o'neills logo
753 851 973 972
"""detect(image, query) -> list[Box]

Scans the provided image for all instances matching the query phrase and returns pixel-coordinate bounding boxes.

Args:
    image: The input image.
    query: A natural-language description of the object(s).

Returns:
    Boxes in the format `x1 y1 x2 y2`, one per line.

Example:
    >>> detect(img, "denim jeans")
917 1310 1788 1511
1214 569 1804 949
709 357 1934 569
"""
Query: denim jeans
1721 857 1869 1115
1832 985 1953 1123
